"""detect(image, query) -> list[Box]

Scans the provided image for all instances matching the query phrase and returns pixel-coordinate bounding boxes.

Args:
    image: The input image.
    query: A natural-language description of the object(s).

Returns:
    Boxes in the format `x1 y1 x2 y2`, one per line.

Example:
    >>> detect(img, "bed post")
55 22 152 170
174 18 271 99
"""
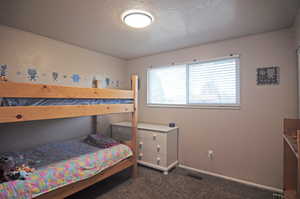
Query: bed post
93 80 101 134
131 75 138 177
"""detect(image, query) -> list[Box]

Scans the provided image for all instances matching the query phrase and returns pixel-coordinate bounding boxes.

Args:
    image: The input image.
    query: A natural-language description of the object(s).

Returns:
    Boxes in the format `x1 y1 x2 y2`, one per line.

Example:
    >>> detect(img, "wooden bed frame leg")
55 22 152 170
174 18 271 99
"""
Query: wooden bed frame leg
131 75 138 178
132 162 138 178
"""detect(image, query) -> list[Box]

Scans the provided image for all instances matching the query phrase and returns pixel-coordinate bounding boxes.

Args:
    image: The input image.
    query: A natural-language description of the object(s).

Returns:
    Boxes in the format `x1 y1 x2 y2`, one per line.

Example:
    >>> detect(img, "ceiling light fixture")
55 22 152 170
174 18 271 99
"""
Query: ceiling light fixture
122 10 154 29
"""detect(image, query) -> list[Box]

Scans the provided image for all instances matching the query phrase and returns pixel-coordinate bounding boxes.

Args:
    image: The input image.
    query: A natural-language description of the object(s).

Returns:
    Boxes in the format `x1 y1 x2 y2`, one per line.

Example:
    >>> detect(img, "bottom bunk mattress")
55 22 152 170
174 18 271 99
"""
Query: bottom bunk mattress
0 138 132 199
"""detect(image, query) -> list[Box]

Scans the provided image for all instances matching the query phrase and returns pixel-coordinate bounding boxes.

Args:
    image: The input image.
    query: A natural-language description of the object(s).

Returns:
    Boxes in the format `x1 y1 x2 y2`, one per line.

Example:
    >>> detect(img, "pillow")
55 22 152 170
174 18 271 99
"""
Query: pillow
84 134 119 149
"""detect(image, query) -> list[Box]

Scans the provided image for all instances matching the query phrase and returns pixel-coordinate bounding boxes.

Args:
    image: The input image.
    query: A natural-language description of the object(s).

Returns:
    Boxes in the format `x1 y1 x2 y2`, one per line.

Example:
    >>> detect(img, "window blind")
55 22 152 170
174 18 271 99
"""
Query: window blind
147 65 186 104
147 57 240 107
188 58 240 105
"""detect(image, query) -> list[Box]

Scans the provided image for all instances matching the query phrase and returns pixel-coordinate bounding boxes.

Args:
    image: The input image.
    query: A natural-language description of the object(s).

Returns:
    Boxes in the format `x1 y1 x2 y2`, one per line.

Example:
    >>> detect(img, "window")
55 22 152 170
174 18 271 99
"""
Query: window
147 65 186 104
147 57 240 107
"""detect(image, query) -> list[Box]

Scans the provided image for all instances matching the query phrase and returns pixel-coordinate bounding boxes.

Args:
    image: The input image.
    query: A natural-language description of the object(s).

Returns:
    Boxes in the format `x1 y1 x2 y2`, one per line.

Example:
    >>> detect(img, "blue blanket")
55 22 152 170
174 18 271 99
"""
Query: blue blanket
0 98 133 106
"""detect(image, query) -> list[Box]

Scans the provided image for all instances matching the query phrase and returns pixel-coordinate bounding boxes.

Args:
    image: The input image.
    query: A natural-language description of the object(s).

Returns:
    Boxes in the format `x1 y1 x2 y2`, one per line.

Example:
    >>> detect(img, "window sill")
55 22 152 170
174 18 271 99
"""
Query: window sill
146 104 241 110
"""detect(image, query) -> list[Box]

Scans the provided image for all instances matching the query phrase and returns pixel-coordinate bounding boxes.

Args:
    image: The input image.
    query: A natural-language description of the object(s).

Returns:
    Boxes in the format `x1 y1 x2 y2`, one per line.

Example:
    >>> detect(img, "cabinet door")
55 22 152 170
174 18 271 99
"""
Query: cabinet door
166 129 178 166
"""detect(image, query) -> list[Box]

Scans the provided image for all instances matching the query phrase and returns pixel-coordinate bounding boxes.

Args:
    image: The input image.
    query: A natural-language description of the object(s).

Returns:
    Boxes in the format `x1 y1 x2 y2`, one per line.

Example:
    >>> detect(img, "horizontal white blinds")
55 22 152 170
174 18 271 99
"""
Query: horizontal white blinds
148 65 186 104
147 57 240 107
189 58 240 105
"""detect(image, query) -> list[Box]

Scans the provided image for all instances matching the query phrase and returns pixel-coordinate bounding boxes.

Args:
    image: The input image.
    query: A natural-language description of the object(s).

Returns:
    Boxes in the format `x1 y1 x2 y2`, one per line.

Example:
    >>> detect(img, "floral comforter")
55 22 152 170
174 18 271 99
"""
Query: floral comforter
0 139 132 199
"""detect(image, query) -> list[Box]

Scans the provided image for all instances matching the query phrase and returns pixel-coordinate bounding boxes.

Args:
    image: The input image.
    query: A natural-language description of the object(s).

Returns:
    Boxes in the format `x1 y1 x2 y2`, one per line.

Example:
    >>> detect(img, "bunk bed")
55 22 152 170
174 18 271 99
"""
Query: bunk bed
0 75 138 199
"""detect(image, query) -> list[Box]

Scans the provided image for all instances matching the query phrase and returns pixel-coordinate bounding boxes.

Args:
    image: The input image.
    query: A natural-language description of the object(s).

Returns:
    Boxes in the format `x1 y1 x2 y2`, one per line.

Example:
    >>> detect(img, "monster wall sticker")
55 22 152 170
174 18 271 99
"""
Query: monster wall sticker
0 64 121 88
27 68 38 81
105 77 110 87
52 72 59 81
91 76 120 88
0 64 8 78
71 74 80 83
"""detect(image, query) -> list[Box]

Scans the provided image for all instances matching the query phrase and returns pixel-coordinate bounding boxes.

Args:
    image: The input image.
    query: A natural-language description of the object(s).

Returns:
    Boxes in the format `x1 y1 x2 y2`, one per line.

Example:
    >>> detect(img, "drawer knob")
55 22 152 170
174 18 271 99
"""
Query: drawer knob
153 134 157 140
139 153 143 160
157 157 160 165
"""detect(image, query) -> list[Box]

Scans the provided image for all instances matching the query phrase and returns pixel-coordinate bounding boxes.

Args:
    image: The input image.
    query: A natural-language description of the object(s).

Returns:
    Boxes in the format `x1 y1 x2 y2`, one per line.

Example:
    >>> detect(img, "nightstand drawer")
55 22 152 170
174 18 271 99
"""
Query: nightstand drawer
139 130 166 143
138 151 167 167
137 139 166 155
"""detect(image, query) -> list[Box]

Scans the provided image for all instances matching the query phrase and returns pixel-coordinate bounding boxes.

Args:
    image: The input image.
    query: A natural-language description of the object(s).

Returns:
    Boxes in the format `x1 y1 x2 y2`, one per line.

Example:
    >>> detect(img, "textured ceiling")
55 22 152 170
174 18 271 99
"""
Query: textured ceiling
0 0 299 59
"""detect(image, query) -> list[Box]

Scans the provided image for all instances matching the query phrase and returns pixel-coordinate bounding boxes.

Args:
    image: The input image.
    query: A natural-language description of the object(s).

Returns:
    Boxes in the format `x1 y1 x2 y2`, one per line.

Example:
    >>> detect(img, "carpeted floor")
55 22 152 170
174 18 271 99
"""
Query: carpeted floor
67 166 274 199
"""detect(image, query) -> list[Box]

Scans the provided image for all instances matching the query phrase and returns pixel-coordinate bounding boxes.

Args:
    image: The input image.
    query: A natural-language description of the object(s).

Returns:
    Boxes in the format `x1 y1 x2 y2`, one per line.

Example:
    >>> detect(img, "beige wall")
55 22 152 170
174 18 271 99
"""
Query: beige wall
0 25 128 152
295 9 300 47
127 29 298 189
0 23 298 190
294 9 300 120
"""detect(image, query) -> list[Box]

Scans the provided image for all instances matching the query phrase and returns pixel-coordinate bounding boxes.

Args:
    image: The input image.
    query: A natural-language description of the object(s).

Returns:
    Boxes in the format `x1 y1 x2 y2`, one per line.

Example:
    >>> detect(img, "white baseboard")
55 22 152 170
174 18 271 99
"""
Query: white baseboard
138 160 178 172
178 164 283 193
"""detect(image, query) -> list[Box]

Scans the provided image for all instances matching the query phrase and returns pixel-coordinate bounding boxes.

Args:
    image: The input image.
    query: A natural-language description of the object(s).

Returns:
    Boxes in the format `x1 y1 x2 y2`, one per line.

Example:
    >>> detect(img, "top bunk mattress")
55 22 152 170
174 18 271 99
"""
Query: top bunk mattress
0 98 133 107
0 138 132 199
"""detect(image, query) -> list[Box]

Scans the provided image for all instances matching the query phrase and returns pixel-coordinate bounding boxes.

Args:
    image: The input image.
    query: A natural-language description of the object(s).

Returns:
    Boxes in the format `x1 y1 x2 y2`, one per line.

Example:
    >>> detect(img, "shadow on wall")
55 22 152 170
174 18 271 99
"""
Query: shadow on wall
0 117 93 152
96 114 130 137
0 113 130 152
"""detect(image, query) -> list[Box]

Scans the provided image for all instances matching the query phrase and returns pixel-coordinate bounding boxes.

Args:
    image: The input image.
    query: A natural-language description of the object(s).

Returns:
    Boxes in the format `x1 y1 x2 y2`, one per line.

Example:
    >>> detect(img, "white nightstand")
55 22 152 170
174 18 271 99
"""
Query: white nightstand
111 122 178 175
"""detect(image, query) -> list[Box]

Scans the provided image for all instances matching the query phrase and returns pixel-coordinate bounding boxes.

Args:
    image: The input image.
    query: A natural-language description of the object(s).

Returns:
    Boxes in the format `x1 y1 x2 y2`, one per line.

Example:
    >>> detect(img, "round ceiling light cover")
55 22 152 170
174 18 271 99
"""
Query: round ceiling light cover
122 10 154 28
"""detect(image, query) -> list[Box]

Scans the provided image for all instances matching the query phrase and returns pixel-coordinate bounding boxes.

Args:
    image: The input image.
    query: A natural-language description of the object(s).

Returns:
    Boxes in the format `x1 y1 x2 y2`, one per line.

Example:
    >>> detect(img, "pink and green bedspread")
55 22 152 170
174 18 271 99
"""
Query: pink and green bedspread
0 139 132 199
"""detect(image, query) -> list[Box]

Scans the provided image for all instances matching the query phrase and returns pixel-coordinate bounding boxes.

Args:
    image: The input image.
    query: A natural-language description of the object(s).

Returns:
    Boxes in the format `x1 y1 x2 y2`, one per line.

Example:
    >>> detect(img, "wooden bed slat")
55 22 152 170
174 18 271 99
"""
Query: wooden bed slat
0 82 133 99
0 104 134 123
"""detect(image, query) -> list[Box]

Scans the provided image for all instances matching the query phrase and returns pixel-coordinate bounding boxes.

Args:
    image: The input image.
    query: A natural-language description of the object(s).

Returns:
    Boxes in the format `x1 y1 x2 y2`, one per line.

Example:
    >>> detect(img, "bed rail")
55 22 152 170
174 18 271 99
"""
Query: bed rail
0 104 133 123
0 75 137 123
0 81 133 99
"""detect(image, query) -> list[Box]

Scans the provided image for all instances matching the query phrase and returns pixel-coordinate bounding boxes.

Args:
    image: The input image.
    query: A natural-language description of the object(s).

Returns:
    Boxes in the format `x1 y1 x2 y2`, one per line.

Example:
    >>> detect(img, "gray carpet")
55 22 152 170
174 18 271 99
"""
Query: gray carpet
67 166 274 199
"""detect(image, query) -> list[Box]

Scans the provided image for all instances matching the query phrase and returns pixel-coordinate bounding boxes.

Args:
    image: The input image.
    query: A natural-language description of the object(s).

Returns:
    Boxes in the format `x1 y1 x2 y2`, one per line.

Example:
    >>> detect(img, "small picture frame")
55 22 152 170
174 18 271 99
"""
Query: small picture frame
257 66 280 85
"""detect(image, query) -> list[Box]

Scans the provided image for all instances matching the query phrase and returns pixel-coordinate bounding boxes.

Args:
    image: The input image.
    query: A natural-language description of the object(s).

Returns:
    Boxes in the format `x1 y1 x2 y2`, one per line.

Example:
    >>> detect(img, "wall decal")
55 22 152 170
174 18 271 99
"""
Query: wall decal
71 74 80 83
0 64 8 77
16 71 21 76
257 66 280 85
27 68 38 81
42 73 47 77
63 75 67 79
105 78 110 87
52 72 59 81
116 80 120 88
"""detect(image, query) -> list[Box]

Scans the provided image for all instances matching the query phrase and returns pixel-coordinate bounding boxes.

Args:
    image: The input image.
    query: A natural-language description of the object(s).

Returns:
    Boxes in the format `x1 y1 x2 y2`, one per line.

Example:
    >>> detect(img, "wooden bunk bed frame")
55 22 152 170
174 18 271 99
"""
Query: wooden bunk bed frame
0 75 139 199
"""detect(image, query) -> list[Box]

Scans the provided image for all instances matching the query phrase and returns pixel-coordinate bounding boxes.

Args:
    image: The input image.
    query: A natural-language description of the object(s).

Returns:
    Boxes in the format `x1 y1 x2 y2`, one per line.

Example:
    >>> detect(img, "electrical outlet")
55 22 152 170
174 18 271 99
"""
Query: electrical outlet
208 150 214 160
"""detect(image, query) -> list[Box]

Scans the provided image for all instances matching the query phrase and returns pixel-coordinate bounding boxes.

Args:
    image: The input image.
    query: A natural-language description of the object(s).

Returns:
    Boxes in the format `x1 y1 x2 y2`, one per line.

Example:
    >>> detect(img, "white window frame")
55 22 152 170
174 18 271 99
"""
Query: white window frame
146 56 241 109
